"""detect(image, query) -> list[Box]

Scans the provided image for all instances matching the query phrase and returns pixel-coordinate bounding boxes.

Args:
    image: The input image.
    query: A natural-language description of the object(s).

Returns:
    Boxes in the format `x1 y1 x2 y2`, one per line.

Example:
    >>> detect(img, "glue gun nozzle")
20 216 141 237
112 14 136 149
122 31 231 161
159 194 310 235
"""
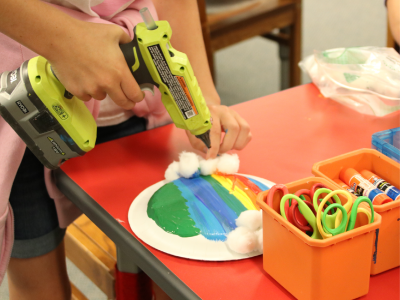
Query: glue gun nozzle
196 131 211 149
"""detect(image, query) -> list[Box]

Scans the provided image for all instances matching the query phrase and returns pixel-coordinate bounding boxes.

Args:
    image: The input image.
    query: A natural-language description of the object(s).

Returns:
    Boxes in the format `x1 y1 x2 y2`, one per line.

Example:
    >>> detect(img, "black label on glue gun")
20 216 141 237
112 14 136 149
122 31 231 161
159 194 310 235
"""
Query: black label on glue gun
147 44 197 120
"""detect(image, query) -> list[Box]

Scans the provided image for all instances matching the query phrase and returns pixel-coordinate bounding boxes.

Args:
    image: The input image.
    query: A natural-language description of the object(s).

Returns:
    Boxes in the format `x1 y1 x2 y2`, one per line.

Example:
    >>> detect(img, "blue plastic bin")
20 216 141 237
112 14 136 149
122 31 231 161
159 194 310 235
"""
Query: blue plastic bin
372 127 400 163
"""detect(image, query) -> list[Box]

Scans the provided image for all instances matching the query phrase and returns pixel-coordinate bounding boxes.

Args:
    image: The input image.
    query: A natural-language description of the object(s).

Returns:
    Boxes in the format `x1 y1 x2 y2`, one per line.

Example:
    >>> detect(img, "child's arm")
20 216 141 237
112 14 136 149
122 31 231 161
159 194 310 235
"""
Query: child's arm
152 0 252 158
0 0 143 109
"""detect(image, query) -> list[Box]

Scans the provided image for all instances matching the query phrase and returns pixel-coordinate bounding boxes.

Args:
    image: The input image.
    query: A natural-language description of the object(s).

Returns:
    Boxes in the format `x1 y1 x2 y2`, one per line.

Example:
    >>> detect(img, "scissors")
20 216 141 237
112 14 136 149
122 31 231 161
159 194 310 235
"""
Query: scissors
311 183 337 214
267 185 315 232
268 184 330 233
289 189 315 232
315 190 374 239
280 194 322 239
266 184 289 208
284 185 333 232
310 183 328 199
313 188 350 230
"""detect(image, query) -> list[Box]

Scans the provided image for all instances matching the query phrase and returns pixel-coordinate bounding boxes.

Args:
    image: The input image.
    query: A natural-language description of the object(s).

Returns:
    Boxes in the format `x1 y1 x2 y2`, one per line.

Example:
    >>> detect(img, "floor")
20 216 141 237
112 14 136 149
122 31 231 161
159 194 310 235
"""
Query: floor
0 0 387 299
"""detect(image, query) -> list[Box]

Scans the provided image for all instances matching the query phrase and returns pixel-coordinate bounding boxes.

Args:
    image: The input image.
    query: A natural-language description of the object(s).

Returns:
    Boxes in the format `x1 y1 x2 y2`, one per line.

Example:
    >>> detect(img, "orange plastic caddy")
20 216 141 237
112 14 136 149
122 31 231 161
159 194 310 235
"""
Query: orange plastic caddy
257 177 381 300
312 149 400 275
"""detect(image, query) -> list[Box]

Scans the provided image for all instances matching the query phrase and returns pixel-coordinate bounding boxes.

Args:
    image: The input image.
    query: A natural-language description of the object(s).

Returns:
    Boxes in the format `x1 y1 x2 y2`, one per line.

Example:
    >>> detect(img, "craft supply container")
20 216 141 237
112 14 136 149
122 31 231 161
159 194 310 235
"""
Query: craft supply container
257 177 381 300
372 127 400 163
312 148 400 275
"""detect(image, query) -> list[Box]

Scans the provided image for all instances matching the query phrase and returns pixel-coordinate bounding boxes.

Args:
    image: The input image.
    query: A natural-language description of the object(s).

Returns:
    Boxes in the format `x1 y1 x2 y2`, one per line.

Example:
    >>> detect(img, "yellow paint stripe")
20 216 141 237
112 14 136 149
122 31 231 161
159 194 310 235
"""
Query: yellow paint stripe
211 174 257 210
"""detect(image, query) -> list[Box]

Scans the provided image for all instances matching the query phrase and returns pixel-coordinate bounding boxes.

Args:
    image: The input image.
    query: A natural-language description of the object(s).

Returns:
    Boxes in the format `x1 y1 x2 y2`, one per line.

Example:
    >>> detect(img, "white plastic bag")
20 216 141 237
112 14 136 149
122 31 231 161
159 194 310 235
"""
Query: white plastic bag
299 47 400 116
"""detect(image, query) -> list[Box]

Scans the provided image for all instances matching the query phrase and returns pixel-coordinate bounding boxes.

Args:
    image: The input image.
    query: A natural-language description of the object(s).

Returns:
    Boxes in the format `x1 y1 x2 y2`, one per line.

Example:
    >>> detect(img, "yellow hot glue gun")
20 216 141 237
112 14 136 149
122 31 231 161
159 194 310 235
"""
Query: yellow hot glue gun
121 8 212 146
0 8 212 169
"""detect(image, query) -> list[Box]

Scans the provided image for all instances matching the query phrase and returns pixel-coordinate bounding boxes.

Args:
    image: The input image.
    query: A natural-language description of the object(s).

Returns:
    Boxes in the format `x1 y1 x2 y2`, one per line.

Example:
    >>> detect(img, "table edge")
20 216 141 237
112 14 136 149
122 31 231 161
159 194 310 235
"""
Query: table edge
54 168 201 300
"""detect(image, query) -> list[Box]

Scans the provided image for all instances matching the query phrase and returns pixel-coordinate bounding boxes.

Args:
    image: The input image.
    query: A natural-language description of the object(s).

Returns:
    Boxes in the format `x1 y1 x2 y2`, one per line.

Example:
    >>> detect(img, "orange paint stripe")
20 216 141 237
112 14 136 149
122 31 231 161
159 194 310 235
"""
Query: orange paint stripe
224 175 260 210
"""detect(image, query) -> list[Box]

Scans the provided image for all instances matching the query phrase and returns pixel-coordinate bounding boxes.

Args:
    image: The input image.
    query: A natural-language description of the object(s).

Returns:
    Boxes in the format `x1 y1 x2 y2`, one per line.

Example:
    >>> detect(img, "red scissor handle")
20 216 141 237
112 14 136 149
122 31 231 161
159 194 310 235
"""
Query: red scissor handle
310 183 335 213
310 183 328 199
284 189 311 224
267 184 289 208
291 200 317 232
288 189 313 226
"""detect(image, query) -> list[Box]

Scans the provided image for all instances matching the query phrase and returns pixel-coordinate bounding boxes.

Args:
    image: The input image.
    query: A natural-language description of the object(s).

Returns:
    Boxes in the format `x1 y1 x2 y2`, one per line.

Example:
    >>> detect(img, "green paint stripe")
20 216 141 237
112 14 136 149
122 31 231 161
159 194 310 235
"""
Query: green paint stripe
147 182 200 237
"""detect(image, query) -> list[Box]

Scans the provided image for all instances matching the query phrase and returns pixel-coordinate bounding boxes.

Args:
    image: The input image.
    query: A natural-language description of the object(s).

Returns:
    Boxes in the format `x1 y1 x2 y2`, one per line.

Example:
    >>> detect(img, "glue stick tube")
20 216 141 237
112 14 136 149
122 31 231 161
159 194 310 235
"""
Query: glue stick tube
360 170 399 201
333 178 361 196
340 168 392 205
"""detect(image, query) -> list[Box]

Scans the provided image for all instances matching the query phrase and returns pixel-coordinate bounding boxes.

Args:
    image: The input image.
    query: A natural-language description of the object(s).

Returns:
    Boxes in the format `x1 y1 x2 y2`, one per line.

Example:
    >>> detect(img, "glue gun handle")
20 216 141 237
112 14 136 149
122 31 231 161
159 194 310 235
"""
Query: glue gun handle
119 26 158 90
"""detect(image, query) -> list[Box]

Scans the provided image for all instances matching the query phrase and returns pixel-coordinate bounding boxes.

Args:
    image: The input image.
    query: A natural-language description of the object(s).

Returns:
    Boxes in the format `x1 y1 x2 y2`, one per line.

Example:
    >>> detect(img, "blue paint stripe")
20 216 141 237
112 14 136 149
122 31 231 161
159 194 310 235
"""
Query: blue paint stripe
249 178 270 191
174 180 226 241
179 177 238 233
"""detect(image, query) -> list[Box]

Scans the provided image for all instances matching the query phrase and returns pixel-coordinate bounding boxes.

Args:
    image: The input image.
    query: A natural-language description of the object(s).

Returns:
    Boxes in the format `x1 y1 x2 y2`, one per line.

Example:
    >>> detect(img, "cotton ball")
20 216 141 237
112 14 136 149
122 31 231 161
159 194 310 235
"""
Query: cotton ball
165 161 180 182
216 153 240 174
199 158 219 175
236 210 262 231
255 229 263 251
179 151 200 178
197 155 205 162
226 227 258 254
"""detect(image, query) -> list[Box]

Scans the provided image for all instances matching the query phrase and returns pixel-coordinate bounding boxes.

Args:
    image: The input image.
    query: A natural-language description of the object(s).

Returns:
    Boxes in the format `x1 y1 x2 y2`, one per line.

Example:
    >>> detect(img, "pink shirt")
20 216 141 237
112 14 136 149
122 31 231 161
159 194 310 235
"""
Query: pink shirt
0 0 171 283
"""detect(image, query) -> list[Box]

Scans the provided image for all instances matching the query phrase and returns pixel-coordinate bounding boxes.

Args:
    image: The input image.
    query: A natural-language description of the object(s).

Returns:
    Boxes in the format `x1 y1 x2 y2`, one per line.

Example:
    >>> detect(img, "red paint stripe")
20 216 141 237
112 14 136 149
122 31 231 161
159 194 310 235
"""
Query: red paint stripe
234 175 262 195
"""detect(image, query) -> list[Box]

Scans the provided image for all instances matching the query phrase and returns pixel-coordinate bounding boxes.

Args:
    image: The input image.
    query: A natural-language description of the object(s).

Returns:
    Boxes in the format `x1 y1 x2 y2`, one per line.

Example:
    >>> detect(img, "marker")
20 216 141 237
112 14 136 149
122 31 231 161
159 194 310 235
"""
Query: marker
360 170 399 201
340 168 392 205
333 178 361 197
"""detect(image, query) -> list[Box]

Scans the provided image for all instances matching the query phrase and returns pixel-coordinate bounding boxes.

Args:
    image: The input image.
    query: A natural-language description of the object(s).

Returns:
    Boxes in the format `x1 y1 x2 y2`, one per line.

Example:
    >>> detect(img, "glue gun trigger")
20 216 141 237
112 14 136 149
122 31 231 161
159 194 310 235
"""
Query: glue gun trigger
139 83 155 96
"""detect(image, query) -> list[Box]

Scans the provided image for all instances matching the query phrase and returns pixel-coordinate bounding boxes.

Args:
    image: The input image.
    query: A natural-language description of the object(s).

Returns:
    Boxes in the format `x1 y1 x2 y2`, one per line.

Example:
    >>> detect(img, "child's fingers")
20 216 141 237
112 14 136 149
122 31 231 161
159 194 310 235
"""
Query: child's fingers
120 70 145 104
218 112 240 153
231 111 252 150
74 92 92 102
107 85 136 110
207 116 221 159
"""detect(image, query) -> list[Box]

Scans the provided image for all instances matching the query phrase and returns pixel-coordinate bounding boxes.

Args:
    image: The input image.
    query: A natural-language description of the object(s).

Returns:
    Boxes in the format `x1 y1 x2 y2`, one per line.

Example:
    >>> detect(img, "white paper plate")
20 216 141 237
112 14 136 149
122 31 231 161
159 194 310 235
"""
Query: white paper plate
128 174 274 261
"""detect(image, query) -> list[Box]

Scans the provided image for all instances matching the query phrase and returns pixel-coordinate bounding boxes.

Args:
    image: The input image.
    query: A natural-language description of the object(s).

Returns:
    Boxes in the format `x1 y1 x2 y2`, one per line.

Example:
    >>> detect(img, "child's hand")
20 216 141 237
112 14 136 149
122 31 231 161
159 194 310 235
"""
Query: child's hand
49 21 144 110
0 0 143 109
185 104 252 159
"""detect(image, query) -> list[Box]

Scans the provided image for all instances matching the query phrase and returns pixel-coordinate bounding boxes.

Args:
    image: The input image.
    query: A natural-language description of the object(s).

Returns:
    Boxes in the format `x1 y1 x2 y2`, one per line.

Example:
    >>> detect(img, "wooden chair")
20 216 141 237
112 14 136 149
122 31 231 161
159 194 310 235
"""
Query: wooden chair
66 215 172 300
65 214 117 300
197 0 302 89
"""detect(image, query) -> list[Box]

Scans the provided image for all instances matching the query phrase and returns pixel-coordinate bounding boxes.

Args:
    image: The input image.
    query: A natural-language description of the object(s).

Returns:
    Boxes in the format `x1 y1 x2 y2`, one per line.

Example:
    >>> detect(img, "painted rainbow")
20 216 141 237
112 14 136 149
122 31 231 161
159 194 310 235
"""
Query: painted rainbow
147 174 269 242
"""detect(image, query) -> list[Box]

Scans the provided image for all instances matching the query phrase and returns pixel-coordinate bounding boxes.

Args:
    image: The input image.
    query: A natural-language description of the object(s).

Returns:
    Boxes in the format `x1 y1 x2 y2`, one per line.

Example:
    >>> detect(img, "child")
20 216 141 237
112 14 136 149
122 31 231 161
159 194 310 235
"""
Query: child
0 0 252 299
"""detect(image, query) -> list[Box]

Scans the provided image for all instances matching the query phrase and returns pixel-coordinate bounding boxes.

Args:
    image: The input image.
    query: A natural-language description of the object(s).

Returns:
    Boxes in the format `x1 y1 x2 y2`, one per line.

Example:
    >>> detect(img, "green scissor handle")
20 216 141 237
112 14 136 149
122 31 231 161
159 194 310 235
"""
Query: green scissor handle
288 194 306 207
313 188 342 229
347 196 374 231
322 204 348 236
280 194 322 239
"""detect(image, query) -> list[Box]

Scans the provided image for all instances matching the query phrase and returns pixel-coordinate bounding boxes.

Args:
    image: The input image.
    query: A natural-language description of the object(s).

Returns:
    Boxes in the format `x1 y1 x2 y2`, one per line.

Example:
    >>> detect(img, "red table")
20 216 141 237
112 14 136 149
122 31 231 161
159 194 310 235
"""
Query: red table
56 84 400 299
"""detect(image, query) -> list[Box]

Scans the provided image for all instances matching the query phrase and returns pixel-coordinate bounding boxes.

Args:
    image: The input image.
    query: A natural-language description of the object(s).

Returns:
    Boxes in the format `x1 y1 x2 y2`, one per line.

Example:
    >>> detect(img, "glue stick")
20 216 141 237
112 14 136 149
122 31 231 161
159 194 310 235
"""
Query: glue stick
360 170 399 201
333 178 361 196
340 168 392 205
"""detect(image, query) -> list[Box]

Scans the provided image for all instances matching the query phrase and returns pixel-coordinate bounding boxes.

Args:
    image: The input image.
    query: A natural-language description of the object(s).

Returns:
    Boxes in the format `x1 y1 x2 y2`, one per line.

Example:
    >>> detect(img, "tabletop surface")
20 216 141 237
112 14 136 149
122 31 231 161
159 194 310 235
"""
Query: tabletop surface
60 84 400 299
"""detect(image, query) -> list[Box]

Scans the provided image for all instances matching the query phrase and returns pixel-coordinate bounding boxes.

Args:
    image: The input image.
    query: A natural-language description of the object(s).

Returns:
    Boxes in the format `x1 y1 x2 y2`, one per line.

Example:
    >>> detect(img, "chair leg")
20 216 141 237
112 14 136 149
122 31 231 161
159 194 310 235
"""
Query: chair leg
279 27 291 91
197 0 216 82
289 0 302 87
